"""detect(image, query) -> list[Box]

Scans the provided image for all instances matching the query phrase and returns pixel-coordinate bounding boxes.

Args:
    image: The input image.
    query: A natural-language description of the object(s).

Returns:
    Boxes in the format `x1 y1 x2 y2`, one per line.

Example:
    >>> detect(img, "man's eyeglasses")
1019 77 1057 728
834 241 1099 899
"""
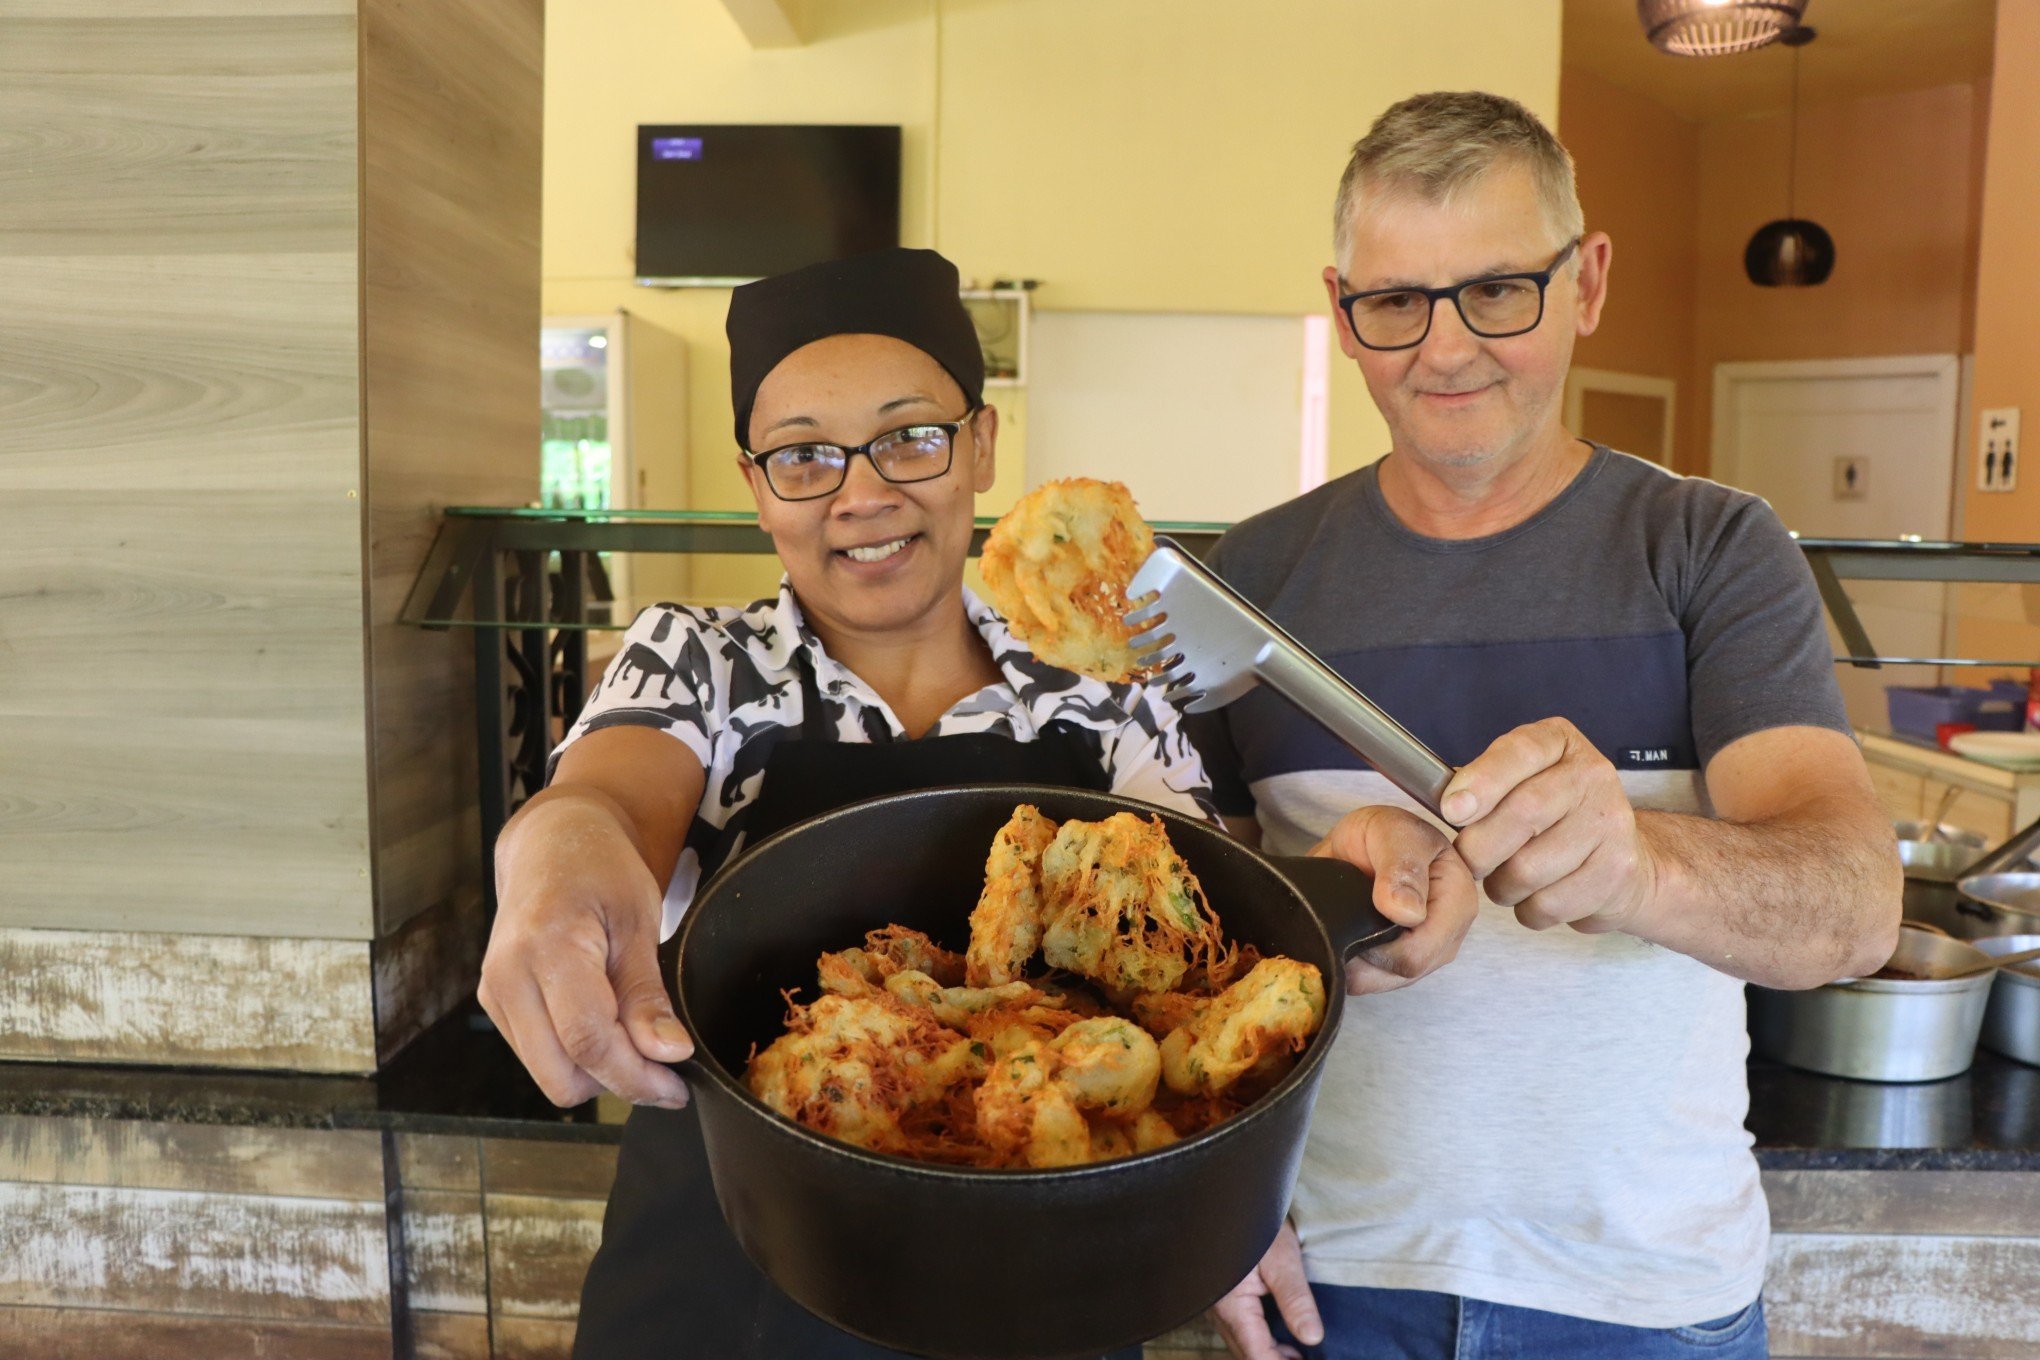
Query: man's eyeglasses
743 407 981 502
1337 238 1581 351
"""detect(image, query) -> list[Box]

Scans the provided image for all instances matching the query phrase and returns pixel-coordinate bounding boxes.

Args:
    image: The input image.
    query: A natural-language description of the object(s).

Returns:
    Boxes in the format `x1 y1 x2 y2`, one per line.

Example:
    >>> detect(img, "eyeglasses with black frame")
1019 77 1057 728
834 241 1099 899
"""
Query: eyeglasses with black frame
1337 237 1582 352
743 407 982 502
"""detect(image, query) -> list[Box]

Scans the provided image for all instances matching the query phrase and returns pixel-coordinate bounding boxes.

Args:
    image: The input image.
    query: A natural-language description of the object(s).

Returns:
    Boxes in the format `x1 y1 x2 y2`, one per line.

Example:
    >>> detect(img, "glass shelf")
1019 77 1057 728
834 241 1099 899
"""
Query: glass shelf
404 509 1232 630
405 513 2040 664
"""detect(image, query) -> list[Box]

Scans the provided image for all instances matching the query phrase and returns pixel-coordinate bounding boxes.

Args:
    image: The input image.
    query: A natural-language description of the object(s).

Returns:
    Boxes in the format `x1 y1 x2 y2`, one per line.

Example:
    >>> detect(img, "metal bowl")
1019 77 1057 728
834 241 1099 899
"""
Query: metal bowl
1748 926 1995 1082
1896 823 1991 934
1895 826 1988 882
1975 933 2040 1067
1894 820 1989 853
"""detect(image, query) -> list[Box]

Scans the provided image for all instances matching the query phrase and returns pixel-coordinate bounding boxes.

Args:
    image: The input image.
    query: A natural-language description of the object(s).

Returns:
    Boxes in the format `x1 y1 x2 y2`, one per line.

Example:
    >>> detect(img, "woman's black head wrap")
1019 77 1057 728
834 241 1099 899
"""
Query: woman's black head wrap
726 247 985 450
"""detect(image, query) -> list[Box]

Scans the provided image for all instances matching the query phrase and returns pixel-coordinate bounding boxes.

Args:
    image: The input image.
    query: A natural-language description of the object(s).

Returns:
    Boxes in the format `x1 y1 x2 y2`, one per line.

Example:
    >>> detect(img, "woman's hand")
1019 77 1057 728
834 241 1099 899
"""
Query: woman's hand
1311 805 1478 995
478 790 694 1108
1209 1221 1322 1360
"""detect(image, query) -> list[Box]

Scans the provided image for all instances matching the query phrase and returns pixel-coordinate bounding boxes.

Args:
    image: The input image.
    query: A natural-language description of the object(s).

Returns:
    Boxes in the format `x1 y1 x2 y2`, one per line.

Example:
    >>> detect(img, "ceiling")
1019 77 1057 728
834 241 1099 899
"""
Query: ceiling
1563 0 1998 123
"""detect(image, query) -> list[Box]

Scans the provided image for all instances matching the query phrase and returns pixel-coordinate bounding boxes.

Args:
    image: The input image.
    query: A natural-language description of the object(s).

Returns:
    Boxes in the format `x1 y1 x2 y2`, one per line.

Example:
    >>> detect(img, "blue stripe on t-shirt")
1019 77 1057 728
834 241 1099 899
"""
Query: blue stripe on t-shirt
1230 630 1698 780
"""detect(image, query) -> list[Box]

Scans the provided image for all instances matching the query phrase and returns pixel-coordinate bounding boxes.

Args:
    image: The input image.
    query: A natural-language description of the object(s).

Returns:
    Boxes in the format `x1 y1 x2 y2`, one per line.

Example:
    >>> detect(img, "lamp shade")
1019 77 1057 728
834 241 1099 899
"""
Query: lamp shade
1745 218 1835 286
1638 0 1809 56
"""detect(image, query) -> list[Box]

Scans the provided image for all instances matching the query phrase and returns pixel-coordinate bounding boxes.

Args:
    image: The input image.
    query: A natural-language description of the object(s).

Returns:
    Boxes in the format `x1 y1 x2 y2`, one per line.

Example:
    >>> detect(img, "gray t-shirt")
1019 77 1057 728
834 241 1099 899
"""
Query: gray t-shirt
1189 446 1848 1327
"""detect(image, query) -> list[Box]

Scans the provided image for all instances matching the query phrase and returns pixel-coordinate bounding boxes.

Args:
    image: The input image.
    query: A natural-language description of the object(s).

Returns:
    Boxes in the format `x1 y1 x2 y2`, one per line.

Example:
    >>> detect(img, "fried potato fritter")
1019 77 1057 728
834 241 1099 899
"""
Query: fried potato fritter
979 478 1154 682
747 994 984 1156
1158 957 1327 1098
974 1041 1093 1168
965 804 1060 987
1039 812 1232 998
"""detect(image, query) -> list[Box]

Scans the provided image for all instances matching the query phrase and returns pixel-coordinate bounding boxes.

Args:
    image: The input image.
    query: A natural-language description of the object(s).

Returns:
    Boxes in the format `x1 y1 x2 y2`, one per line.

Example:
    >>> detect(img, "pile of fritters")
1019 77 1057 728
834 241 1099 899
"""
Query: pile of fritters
745 807 1327 1168
979 478 1154 683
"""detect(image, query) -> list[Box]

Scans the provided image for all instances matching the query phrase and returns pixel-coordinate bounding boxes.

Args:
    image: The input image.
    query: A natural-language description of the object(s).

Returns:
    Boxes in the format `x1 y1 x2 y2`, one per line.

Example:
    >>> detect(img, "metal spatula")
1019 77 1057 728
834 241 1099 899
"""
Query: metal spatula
1124 536 1457 817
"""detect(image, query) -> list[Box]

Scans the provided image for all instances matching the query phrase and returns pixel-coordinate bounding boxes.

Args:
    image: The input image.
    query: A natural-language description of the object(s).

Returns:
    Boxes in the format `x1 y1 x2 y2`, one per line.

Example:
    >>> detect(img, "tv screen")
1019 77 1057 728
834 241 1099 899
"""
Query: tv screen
635 124 902 285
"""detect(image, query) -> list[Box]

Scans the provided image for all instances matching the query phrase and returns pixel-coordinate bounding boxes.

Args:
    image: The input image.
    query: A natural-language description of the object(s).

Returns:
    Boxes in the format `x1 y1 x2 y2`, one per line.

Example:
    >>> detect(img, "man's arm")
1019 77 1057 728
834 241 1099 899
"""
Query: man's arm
1445 718 1900 989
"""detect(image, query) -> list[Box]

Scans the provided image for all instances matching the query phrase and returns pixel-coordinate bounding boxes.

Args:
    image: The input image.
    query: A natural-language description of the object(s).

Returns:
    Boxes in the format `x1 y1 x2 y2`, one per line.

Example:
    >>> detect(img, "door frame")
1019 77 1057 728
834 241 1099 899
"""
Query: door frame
1565 367 1677 465
1710 354 1962 494
1711 353 1967 683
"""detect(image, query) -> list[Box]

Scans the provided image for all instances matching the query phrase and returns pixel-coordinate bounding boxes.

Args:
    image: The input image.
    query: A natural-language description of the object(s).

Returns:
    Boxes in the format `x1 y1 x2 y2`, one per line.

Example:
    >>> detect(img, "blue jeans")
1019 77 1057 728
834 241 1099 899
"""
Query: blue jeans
1263 1285 1767 1359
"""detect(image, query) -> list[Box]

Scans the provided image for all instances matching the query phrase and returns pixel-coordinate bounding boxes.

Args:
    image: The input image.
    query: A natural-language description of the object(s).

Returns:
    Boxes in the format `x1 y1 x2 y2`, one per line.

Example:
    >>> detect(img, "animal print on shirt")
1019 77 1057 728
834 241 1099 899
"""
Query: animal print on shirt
550 581 1214 939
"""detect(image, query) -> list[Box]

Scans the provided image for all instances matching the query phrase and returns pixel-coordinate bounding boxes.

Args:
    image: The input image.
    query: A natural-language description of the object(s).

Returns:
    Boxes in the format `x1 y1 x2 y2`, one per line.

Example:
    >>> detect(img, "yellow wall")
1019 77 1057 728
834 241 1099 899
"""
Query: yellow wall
544 0 1563 602
1956 0 2040 676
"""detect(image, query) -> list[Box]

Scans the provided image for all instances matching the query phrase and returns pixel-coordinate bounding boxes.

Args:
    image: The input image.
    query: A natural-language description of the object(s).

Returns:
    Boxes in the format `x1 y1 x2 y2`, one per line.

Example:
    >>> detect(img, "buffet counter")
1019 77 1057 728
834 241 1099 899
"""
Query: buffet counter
4 1009 2038 1358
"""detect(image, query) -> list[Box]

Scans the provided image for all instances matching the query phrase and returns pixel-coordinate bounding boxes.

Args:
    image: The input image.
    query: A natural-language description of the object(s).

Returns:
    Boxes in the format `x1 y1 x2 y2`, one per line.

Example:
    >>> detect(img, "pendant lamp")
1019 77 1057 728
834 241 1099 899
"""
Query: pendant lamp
1637 0 1810 56
1745 25 1834 287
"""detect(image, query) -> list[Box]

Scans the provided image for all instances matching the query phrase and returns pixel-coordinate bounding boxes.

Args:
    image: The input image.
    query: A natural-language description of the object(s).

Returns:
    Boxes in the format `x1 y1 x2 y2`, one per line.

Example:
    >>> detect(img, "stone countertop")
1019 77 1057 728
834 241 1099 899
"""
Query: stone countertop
1747 1051 2040 1170
0 1007 626 1144
6 1008 2040 1167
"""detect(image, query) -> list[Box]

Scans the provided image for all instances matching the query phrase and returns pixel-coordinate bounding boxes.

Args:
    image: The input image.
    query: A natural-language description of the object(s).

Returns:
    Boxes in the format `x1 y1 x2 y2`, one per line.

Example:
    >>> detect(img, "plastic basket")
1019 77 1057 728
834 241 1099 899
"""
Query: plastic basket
1885 681 2028 743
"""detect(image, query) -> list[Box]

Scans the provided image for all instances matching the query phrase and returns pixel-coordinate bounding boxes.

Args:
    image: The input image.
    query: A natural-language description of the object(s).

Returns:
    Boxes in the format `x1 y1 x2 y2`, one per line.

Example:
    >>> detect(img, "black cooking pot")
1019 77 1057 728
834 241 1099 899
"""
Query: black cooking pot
671 784 1400 1360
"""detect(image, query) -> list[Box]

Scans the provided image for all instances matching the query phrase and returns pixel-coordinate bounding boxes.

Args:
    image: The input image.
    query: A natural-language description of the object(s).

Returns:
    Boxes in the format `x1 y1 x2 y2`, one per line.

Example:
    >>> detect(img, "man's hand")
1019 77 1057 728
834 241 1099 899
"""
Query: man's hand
1209 1221 1322 1360
478 793 694 1109
1441 716 1657 935
1312 805 1478 995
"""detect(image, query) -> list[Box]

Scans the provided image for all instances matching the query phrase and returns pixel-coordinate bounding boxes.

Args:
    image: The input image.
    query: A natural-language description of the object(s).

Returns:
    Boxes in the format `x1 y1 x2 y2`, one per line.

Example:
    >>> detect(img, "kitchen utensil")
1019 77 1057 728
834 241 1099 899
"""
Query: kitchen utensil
1931 942 2040 981
1748 926 1995 1082
1974 934 2040 1067
1926 785 1960 840
1123 536 1455 816
669 784 1401 1360
1955 813 2040 940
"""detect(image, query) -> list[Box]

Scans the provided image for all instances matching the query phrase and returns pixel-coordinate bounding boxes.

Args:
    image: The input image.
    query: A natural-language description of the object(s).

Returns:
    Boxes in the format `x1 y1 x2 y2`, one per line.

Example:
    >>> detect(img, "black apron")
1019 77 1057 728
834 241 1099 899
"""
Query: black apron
572 657 1140 1360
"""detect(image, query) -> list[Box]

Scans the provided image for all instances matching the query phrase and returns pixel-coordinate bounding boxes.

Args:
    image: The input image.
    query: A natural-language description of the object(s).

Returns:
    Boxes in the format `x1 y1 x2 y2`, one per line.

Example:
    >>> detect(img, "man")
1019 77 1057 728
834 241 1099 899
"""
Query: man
1198 92 1900 1360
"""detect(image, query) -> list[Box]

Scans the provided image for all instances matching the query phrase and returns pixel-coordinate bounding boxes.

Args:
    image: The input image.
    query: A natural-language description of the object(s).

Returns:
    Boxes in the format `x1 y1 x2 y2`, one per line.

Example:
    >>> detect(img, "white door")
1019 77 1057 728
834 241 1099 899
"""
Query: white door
1712 355 1964 732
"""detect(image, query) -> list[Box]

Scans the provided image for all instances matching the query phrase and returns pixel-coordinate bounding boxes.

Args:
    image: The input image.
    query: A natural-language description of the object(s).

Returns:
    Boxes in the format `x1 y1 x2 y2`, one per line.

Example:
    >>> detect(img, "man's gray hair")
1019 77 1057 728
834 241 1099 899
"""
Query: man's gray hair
1331 91 1584 270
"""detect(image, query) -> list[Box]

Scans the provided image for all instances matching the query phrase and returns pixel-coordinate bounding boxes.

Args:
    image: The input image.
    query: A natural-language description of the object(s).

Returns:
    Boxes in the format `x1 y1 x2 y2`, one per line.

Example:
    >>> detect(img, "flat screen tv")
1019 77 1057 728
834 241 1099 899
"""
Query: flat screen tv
635 124 902 285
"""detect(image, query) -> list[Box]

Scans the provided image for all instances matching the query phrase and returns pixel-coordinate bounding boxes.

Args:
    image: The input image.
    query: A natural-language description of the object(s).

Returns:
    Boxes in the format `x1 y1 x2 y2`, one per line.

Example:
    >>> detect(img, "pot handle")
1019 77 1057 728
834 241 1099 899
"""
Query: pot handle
1269 854 1405 960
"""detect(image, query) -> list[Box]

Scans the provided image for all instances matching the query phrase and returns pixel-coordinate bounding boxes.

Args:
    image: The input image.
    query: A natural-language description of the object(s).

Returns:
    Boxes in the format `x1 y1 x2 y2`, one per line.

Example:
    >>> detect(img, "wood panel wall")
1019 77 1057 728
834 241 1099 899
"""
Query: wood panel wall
0 0 372 941
361 0 542 940
1149 1168 2040 1359
0 1116 614 1359
0 0 540 1070
6 1118 2032 1360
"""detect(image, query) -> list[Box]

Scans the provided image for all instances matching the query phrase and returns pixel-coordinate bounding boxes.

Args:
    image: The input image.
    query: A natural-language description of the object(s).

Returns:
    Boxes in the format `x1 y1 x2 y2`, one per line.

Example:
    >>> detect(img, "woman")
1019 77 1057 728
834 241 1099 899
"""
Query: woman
479 248 1458 1358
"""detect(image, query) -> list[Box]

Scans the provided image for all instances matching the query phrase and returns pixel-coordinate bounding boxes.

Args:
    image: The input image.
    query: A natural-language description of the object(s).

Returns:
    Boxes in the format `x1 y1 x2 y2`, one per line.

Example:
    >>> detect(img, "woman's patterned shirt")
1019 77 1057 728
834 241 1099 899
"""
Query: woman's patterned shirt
551 582 1215 939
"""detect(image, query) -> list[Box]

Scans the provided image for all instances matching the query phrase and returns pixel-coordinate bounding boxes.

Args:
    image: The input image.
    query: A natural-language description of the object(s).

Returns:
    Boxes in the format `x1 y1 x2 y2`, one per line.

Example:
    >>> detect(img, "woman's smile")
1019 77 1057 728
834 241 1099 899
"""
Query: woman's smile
835 531 921 567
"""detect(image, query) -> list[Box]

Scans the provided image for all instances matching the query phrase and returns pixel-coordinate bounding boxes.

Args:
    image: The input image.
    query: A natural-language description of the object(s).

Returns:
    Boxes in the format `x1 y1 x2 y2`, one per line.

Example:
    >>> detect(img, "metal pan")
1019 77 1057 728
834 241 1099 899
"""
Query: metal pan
1748 926 1994 1082
1956 813 2040 940
669 784 1400 1360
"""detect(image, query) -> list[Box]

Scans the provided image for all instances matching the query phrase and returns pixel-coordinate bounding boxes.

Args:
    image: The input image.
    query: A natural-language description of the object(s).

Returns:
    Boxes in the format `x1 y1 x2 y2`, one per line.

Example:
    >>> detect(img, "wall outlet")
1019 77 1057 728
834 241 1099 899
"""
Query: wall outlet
1979 406 2020 493
1833 455 1868 500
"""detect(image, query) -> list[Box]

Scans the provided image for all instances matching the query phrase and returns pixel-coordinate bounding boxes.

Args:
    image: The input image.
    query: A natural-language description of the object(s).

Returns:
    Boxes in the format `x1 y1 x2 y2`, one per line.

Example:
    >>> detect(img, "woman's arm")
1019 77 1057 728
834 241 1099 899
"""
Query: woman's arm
479 726 707 1108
